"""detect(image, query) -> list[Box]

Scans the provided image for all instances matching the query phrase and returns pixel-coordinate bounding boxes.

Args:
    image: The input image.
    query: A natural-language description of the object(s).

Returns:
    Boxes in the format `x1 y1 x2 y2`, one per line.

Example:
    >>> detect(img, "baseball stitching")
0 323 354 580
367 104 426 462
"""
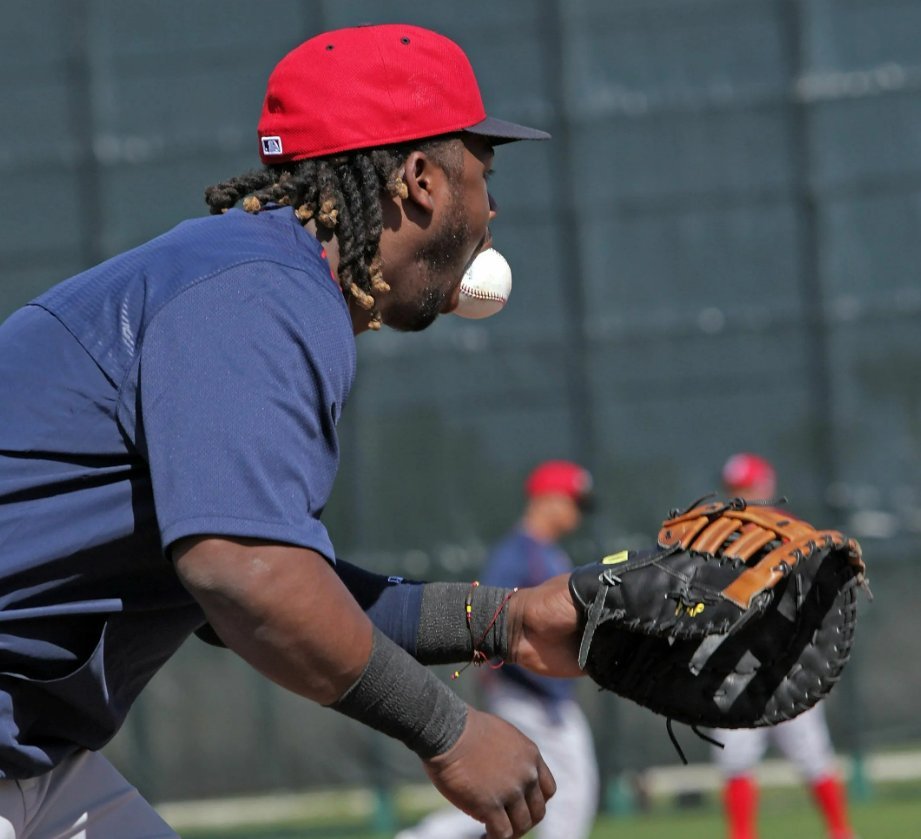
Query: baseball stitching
459 285 507 303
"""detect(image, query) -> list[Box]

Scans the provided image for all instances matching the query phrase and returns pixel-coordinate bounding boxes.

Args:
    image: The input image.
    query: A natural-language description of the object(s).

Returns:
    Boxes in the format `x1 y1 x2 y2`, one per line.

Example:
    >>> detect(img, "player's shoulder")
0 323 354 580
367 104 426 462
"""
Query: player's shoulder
34 207 347 386
158 207 331 282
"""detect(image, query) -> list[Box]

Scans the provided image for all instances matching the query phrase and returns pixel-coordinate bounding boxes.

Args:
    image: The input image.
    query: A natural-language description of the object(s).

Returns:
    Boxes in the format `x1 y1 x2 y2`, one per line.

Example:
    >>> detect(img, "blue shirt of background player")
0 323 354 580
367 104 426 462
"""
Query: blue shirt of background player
482 527 575 705
0 207 355 778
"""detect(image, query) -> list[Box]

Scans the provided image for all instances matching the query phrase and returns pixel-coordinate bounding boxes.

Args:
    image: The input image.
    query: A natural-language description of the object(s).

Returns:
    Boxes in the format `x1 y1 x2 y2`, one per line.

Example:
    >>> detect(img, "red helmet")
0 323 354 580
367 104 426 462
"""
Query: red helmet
721 453 776 491
525 460 594 510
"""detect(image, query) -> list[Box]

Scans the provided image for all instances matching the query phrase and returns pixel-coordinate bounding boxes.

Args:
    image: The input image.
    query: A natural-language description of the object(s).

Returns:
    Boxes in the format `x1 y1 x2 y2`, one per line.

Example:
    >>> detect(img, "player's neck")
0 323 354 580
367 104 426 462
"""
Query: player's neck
520 513 562 544
303 220 375 335
303 219 341 284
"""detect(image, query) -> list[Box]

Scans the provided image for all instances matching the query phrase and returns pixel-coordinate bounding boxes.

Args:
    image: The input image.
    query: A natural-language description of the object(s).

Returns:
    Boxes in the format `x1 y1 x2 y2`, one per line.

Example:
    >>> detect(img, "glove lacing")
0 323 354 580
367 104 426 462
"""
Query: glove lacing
665 718 724 765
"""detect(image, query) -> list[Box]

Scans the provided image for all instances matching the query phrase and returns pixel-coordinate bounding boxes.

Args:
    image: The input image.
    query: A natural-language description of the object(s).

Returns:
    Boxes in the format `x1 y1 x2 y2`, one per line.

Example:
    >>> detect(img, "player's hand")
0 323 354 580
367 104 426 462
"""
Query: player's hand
505 573 584 678
421 707 556 839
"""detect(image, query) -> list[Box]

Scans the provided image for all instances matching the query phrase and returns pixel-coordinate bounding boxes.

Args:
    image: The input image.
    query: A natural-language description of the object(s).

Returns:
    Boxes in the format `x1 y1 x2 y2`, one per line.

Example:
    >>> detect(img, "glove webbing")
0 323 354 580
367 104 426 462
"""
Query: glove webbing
659 502 865 609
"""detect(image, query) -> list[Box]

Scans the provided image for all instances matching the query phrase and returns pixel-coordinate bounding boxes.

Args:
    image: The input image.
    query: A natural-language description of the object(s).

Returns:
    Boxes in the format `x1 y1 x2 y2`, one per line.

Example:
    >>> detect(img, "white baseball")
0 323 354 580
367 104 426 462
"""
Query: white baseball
453 248 512 319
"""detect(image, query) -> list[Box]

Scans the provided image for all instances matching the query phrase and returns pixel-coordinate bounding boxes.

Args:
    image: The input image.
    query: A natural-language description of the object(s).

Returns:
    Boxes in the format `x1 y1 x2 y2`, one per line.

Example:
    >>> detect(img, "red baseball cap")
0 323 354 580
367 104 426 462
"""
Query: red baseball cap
721 453 776 490
257 23 550 164
525 461 594 509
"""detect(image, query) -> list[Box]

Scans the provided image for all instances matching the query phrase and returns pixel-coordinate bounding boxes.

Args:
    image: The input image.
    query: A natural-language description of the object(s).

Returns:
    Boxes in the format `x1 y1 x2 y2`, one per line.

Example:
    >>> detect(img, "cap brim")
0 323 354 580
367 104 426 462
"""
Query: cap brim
465 116 551 144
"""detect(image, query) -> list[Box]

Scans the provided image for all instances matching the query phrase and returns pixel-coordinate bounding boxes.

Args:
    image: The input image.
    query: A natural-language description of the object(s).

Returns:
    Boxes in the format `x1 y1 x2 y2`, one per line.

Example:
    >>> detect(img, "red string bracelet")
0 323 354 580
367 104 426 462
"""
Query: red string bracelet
452 581 519 681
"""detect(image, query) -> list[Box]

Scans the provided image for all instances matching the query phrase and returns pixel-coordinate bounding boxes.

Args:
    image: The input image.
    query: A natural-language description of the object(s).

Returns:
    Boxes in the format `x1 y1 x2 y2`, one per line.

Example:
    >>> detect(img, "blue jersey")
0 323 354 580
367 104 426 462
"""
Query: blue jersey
482 527 575 703
0 207 355 777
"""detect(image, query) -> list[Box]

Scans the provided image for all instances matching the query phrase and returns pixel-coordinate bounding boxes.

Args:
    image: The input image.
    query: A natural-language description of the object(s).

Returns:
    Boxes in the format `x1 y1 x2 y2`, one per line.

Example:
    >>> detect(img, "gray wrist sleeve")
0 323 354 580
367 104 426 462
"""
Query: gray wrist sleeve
414 582 514 665
329 626 468 759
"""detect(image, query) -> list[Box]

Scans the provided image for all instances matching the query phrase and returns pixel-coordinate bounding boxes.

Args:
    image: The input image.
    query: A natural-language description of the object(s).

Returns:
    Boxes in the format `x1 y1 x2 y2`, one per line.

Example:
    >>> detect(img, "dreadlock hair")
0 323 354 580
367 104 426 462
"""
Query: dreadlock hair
204 137 465 330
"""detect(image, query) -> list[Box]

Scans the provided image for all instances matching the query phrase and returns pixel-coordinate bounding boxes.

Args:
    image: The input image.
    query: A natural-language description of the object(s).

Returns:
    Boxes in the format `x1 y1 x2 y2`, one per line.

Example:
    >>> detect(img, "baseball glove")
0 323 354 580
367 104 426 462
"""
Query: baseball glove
570 497 869 739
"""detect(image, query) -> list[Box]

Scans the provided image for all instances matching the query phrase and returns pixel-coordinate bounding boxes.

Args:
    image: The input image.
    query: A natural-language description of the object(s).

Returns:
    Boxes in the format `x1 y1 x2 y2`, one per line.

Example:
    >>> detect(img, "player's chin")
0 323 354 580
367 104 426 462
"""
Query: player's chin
383 291 449 333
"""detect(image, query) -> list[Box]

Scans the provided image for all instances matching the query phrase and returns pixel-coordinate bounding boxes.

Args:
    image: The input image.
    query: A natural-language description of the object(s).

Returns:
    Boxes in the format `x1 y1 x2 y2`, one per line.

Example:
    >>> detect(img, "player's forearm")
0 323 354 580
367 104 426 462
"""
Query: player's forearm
324 560 580 680
173 537 372 705
333 559 424 652
415 582 514 665
332 560 514 665
173 538 471 758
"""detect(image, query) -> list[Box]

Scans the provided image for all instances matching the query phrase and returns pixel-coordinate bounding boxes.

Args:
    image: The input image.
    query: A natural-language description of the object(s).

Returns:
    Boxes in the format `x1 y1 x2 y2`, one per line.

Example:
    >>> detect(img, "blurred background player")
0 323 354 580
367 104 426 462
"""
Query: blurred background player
713 453 857 839
396 460 600 839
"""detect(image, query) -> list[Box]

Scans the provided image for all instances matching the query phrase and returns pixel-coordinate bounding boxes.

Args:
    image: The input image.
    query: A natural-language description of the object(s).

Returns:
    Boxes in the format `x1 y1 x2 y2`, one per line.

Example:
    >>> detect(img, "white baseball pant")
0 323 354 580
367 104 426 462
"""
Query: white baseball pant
0 750 177 839
712 702 838 781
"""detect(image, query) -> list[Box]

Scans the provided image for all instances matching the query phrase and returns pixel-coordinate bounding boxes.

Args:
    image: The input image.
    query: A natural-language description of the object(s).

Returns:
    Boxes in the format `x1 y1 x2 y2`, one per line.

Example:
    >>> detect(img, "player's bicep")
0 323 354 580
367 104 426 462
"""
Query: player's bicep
173 536 373 703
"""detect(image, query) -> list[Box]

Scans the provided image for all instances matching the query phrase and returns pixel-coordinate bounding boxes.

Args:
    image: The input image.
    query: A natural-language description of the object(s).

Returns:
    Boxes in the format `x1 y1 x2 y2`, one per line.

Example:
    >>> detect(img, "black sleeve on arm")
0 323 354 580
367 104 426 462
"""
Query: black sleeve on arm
330 626 468 759
333 559 424 655
415 582 513 665
335 565 513 665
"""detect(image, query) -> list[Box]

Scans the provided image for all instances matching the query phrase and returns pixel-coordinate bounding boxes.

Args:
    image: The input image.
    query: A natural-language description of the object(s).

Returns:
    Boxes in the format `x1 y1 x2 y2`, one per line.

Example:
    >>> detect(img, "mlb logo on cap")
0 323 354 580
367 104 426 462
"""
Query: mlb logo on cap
261 136 284 156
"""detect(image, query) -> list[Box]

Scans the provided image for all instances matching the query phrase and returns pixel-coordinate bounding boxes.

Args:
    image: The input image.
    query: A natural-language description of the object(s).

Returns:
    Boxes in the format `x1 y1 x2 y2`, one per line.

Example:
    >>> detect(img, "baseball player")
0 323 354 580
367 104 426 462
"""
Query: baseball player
0 24 587 839
712 453 858 839
396 461 600 839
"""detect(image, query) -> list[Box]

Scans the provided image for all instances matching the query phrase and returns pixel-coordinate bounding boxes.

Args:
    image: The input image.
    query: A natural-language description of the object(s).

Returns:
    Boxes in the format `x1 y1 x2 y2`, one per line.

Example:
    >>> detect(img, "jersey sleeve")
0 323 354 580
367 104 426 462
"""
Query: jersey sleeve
134 262 354 559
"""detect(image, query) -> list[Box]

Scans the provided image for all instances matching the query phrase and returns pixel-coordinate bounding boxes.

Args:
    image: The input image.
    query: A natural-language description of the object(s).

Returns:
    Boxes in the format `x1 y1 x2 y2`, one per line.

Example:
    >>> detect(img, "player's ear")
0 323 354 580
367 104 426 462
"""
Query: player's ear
401 151 437 215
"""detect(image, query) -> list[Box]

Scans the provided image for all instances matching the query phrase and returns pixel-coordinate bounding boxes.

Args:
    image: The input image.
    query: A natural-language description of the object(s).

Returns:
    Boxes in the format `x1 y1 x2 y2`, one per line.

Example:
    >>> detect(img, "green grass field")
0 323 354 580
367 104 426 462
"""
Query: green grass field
178 779 921 838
